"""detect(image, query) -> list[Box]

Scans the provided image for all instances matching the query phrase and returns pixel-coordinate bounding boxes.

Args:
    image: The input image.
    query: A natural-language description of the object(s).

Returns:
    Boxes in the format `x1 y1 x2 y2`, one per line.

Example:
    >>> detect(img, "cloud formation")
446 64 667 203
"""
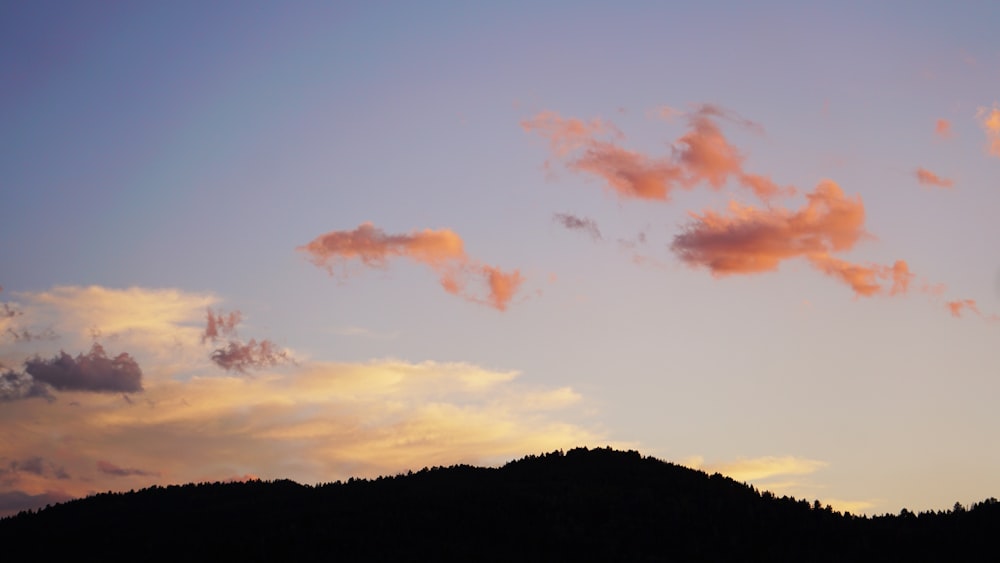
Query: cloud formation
977 104 1000 157
201 308 293 373
946 299 980 318
553 213 602 240
299 223 524 311
202 309 241 344
210 339 292 373
669 181 918 297
97 460 159 477
0 370 53 402
524 105 793 202
700 455 828 482
671 181 865 273
0 358 602 516
24 343 143 393
935 119 953 139
915 167 954 189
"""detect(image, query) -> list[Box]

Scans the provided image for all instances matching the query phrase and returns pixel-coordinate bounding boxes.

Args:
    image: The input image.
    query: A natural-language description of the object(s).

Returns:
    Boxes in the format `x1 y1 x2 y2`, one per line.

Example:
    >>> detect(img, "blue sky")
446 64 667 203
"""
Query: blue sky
2 1 999 517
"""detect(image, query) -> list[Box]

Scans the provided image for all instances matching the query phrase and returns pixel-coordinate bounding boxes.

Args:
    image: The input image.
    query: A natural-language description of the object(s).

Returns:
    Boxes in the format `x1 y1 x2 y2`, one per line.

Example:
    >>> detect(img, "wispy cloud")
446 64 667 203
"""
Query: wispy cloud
200 308 293 373
97 460 159 478
977 103 1000 157
524 105 793 202
915 167 954 189
946 299 980 318
202 309 241 344
299 223 524 311
553 213 602 241
701 455 828 482
935 118 953 139
210 339 292 373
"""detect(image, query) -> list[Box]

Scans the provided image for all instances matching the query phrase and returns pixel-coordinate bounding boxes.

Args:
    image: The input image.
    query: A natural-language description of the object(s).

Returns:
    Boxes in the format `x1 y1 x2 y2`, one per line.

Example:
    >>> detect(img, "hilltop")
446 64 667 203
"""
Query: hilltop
1 447 997 561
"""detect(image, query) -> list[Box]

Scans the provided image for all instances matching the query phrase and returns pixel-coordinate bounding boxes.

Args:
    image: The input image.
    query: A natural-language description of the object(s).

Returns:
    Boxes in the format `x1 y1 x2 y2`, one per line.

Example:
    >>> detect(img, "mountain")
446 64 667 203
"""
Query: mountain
1 447 997 561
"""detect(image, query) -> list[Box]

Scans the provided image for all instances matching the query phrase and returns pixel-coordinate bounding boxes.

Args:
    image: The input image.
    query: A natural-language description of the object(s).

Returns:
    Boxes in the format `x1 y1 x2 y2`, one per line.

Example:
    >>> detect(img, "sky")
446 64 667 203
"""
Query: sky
2 0 999 517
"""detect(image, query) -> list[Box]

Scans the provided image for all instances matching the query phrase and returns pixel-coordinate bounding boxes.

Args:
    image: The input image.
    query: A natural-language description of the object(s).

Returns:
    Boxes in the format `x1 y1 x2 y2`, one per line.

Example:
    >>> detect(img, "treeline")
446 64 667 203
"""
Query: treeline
1 447 997 561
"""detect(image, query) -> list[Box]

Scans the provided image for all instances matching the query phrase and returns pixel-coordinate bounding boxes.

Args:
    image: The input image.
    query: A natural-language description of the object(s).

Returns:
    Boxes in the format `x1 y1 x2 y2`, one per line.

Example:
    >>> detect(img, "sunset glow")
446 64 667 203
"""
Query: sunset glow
2 2 998 518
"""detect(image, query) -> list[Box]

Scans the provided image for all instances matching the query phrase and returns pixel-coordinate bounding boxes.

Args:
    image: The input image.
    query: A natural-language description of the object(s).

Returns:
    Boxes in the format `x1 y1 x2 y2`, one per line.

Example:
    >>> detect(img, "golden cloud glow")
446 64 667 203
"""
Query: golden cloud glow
700 455 828 482
977 104 1000 157
0 358 601 515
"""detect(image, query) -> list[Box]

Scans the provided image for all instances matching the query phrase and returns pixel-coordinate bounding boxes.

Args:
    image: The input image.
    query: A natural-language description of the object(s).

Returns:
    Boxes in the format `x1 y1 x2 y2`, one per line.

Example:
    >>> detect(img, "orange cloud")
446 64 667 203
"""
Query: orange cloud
915 167 954 189
669 181 916 298
671 180 867 275
299 222 465 269
808 255 913 297
481 266 524 312
977 104 1000 157
570 141 682 200
946 299 980 318
935 119 953 139
524 105 792 203
519 110 616 156
299 223 523 311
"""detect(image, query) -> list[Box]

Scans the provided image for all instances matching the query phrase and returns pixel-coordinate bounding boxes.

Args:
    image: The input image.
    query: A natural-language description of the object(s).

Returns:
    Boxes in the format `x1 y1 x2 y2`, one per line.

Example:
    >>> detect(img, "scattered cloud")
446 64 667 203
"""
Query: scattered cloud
299 223 524 311
934 119 953 139
520 110 617 157
669 181 919 298
671 181 866 275
0 370 54 402
202 308 241 344
524 105 793 202
946 299 980 318
97 460 159 477
22 343 143 393
553 213 602 240
977 103 1000 157
200 308 293 373
915 167 954 189
210 339 293 373
808 255 913 297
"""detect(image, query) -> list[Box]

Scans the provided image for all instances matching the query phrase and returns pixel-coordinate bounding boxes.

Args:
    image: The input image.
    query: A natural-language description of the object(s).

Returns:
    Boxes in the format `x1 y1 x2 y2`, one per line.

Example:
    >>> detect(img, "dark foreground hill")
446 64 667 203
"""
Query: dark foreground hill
1 447 997 561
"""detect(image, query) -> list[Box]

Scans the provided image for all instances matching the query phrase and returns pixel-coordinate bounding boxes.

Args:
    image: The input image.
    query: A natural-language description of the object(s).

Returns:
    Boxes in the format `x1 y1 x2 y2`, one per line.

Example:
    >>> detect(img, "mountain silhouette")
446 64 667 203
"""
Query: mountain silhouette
1 447 997 561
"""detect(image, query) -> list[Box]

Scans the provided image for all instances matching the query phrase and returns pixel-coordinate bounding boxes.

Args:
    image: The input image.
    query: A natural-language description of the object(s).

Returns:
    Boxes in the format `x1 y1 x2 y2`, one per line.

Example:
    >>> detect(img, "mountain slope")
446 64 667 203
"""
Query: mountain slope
1 447 997 561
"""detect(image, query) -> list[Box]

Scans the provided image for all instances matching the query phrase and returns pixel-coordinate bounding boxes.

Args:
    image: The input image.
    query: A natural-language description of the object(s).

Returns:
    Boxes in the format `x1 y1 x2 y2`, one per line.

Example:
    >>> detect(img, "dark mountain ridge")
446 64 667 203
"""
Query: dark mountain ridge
1 447 997 561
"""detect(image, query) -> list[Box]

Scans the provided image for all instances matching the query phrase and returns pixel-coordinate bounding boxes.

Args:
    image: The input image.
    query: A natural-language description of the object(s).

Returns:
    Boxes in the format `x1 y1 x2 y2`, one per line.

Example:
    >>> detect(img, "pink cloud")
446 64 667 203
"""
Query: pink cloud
299 223 524 311
210 339 292 373
935 119 953 139
671 180 867 275
946 299 980 318
976 104 1000 157
200 308 293 373
524 105 792 202
202 308 241 344
915 167 954 189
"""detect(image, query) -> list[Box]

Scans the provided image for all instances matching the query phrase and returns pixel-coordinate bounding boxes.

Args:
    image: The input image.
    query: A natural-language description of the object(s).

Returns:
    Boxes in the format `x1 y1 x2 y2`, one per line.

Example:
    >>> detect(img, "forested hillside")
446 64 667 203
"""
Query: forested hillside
2 447 996 561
